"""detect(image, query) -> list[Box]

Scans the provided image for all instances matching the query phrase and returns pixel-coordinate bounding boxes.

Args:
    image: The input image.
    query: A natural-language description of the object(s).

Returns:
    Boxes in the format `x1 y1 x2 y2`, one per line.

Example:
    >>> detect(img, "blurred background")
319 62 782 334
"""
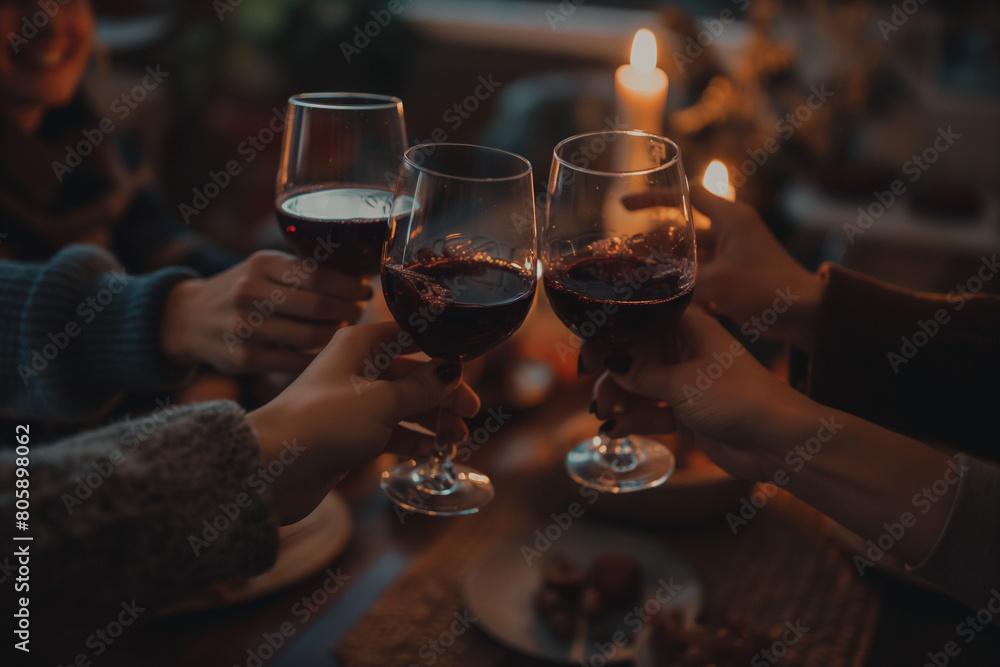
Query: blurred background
93 0 1000 296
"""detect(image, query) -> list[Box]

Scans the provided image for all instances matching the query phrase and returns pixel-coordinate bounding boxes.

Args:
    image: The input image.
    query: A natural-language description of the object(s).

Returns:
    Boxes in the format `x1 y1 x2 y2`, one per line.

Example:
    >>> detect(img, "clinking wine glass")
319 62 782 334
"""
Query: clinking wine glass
275 92 406 278
542 130 696 493
380 143 537 515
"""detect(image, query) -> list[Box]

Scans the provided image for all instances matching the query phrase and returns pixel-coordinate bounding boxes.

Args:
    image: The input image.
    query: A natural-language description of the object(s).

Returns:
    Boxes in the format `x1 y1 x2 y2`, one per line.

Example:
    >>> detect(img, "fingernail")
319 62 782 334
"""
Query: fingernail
588 399 597 415
598 419 617 434
604 353 633 375
435 362 461 383
577 355 585 378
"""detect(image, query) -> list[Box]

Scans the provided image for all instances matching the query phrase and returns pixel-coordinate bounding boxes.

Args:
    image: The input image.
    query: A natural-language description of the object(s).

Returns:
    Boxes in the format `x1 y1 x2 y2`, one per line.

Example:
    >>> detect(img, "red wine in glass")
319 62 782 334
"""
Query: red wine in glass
383 256 536 362
543 253 694 350
276 186 391 276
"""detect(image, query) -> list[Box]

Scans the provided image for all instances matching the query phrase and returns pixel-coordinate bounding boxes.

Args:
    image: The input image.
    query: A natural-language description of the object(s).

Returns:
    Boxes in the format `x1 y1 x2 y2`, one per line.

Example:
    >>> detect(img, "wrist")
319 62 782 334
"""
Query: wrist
246 401 329 524
161 279 202 367
754 388 832 475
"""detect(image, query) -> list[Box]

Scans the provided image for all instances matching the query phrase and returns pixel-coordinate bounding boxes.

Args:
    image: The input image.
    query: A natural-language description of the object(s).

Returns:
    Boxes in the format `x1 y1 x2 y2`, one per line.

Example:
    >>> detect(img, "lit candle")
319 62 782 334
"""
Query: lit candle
702 160 735 202
614 29 668 134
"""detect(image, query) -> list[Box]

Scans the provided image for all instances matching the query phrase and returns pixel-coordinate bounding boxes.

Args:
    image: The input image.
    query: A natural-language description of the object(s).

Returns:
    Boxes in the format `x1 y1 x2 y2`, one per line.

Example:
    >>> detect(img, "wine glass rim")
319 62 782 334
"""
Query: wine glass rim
552 130 682 176
403 143 533 182
287 92 403 110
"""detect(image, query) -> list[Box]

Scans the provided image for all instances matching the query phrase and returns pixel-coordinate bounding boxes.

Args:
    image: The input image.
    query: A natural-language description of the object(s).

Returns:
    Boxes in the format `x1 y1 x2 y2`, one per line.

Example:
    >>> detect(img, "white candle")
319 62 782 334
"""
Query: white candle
614 29 668 134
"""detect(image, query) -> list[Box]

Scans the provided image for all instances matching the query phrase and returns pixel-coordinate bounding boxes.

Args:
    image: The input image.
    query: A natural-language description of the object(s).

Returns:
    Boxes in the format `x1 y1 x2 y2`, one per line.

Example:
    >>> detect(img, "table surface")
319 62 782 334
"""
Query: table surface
102 383 1000 667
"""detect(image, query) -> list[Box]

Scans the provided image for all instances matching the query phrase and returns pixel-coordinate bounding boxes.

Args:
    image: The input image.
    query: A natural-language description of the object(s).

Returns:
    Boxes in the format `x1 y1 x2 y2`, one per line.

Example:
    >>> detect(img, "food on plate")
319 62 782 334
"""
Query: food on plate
533 552 644 640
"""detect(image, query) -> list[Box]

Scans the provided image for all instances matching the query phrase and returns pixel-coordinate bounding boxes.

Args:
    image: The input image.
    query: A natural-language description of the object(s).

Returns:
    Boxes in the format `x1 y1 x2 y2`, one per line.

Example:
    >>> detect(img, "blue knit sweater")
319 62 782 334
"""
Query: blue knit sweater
1 244 197 423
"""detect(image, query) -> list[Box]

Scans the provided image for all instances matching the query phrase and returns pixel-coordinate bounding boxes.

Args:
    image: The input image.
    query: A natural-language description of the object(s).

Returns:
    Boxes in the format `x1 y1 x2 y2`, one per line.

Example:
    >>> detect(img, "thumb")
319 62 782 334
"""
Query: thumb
378 360 463 423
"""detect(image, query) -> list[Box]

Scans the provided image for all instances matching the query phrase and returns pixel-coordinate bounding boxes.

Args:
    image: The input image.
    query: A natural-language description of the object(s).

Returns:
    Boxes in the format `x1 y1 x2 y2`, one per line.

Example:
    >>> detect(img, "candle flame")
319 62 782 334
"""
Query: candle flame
703 160 733 200
630 29 657 75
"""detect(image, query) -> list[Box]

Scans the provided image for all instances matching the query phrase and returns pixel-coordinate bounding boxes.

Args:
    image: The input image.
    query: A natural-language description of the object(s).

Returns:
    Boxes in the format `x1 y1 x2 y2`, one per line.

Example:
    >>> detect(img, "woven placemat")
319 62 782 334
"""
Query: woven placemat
336 472 882 667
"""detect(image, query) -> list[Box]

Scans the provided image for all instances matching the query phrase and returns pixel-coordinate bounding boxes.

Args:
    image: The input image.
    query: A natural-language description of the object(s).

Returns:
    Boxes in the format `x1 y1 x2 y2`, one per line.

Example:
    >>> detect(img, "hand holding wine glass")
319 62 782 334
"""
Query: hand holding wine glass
380 143 537 515
542 130 697 493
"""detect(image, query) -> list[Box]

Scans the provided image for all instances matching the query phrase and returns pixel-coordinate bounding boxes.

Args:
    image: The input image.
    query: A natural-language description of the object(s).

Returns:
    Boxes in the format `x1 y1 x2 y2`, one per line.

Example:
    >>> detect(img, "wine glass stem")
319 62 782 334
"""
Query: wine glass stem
604 434 639 473
419 366 461 493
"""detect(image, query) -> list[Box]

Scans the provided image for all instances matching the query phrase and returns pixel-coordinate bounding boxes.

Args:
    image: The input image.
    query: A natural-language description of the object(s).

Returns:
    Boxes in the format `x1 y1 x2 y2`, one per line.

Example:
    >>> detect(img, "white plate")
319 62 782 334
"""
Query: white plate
162 490 352 614
463 522 702 664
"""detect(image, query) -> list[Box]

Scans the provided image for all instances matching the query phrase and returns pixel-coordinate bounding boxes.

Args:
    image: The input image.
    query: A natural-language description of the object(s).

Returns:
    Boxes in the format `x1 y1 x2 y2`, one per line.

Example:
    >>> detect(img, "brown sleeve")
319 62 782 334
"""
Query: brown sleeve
806 261 1000 458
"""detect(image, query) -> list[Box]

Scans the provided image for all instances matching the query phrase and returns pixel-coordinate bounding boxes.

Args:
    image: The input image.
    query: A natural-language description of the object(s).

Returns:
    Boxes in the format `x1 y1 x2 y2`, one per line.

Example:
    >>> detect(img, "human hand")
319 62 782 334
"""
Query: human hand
692 185 825 352
582 307 817 482
246 321 480 523
160 250 372 375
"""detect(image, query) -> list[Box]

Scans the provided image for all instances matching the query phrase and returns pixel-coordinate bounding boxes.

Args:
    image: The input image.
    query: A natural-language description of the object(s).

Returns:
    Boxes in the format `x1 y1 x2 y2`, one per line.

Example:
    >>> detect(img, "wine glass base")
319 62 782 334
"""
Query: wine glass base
565 435 676 494
380 460 495 516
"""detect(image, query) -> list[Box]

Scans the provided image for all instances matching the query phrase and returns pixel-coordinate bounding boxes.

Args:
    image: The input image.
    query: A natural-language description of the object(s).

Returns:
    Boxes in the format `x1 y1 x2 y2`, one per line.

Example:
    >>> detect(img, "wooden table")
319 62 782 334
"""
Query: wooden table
104 385 1000 666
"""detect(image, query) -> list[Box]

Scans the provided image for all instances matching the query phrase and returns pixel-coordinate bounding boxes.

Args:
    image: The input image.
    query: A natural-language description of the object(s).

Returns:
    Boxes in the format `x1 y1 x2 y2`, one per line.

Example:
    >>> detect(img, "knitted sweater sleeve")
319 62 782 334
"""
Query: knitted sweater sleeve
0 244 197 423
0 400 279 657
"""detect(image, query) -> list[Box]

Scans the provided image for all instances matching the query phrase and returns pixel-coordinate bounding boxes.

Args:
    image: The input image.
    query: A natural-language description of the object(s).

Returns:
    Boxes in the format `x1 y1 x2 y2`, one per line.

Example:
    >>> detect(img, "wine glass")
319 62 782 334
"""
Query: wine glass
275 92 406 277
542 130 696 493
380 143 537 515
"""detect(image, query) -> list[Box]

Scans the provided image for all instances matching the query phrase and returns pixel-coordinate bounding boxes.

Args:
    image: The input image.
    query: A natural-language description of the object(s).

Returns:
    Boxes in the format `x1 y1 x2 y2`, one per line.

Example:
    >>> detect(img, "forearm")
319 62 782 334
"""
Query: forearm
0 401 279 654
770 402 957 567
805 262 1000 451
0 246 197 423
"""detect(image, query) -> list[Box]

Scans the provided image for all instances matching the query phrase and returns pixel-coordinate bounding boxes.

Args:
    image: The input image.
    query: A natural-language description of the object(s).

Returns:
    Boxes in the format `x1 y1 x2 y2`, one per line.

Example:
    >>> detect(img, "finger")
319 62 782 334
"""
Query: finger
274 289 366 323
249 318 343 350
619 189 682 211
276 264 375 302
383 424 436 458
690 183 754 228
592 372 665 421
403 410 471 442
578 339 616 376
600 405 677 438
378 357 466 424
384 358 481 418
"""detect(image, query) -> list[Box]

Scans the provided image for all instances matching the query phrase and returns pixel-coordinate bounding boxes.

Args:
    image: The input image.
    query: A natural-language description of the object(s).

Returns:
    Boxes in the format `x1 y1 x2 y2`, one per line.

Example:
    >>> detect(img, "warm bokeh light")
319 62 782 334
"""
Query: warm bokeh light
703 160 735 201
630 29 657 75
